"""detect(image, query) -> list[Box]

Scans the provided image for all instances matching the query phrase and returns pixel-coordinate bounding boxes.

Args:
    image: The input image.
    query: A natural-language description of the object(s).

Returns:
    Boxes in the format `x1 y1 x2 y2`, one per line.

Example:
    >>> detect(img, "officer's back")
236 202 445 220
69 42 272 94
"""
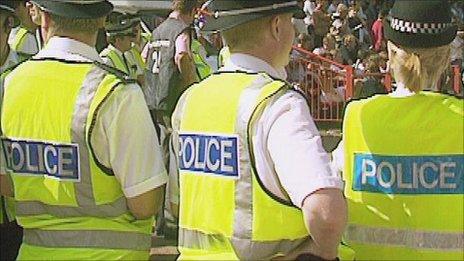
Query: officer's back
0 0 167 260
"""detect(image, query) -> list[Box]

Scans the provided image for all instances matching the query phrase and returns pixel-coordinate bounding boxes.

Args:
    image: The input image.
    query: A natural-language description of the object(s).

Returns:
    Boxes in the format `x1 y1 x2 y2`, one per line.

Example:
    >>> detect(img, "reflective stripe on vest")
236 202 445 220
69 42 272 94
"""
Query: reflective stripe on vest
343 92 464 260
175 72 310 260
130 47 145 69
23 229 149 250
345 224 463 251
1 60 152 253
106 49 130 75
11 27 29 53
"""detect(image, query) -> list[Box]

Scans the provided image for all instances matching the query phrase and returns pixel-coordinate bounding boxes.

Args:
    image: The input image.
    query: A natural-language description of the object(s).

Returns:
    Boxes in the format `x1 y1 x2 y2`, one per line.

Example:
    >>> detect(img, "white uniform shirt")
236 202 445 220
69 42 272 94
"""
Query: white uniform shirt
8 27 39 56
0 49 20 73
170 53 343 208
1 37 168 197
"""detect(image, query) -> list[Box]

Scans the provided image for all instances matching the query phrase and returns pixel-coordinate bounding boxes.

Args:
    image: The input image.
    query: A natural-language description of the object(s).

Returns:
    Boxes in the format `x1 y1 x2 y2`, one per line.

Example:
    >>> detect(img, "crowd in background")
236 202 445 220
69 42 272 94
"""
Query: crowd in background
291 0 464 98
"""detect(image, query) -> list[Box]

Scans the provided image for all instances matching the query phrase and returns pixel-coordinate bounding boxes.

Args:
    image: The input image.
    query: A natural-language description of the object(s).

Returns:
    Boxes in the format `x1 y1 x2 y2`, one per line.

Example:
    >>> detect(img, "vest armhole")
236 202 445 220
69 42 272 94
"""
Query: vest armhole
86 80 125 176
247 84 300 209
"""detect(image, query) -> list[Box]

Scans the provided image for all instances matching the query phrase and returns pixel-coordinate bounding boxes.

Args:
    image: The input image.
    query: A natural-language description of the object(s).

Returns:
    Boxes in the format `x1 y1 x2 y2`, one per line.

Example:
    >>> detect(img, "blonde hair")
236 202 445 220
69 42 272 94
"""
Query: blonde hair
222 16 273 52
387 41 451 93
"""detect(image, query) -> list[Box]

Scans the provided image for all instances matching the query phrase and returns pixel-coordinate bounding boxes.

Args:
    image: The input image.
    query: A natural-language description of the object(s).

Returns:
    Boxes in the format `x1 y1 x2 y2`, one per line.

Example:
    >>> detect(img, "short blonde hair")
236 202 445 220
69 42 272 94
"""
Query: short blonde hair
50 13 104 34
388 41 451 93
222 16 273 52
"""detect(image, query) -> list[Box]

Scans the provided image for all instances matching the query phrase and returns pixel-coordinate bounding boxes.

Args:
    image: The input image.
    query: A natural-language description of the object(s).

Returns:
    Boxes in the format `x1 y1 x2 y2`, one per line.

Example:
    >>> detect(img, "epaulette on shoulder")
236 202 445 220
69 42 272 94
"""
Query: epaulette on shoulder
93 61 136 85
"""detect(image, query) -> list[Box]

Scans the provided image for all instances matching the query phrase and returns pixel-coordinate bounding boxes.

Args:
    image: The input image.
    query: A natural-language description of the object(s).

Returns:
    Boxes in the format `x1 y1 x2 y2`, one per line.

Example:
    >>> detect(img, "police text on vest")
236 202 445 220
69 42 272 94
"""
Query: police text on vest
353 153 463 194
1 138 80 181
178 133 239 178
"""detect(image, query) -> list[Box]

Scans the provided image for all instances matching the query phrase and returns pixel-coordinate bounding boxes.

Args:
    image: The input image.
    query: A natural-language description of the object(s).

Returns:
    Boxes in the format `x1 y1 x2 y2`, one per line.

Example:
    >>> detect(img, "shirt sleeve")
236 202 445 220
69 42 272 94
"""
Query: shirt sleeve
174 31 191 66
91 83 168 198
266 91 344 208
21 33 39 55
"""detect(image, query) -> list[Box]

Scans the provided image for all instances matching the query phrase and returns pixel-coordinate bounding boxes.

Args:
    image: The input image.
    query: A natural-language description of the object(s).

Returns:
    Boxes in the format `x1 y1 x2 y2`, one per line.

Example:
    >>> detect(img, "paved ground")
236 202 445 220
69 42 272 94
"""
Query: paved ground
150 237 178 261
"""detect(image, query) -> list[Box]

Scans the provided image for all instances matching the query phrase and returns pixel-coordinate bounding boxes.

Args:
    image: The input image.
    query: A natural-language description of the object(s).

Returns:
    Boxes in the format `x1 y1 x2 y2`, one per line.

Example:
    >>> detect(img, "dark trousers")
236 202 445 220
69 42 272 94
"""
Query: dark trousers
0 221 23 261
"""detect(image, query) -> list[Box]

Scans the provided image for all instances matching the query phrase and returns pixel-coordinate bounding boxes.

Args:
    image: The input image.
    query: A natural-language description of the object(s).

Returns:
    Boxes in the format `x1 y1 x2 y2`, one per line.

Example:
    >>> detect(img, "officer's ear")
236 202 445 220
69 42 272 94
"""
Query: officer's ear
270 15 280 42
6 16 15 29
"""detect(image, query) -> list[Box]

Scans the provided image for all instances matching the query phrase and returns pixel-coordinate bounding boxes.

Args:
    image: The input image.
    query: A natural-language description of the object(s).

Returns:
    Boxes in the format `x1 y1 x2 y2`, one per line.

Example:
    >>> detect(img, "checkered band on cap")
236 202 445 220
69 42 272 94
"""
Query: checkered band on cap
390 17 453 34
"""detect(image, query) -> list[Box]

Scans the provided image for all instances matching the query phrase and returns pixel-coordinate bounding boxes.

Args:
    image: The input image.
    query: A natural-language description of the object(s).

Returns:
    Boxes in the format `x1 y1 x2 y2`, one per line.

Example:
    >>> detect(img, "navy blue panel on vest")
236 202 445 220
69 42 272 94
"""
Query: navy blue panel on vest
178 133 239 179
1 138 80 181
353 153 464 194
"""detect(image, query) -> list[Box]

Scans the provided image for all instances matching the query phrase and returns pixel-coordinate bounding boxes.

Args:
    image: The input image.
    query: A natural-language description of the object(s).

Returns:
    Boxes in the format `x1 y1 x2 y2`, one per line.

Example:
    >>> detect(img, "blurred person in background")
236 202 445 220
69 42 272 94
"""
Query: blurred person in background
340 34 359 64
372 9 388 52
354 56 387 99
25 1 44 49
125 14 147 87
101 12 135 77
312 0 331 47
145 0 200 237
7 0 39 59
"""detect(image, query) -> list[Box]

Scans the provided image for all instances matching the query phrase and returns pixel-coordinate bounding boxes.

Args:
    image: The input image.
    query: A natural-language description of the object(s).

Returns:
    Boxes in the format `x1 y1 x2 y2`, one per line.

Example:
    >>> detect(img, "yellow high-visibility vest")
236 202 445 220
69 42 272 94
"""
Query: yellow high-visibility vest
174 72 354 260
1 59 153 260
343 92 464 260
191 39 212 80
100 47 130 76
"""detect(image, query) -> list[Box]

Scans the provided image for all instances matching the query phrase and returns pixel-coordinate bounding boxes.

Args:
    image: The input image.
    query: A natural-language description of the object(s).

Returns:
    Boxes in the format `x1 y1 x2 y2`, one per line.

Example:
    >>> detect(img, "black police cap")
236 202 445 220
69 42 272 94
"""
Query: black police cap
201 0 305 32
31 0 113 19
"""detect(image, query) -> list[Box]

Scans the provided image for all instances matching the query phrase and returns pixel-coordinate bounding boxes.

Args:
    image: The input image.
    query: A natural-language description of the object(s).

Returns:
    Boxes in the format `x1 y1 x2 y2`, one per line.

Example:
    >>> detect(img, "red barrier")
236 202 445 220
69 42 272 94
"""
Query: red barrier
452 65 462 95
288 46 462 122
288 47 348 122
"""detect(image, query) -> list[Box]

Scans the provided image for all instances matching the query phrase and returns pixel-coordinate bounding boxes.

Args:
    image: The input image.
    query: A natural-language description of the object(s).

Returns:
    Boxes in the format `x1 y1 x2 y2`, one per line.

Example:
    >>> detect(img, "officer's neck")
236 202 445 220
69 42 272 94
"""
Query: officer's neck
233 48 280 70
50 32 97 49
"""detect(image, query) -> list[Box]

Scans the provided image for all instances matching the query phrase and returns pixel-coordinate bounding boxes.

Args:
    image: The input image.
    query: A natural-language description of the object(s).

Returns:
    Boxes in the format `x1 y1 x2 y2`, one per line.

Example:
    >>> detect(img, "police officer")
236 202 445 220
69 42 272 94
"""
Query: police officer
124 14 147 87
333 1 463 259
0 0 167 259
145 0 199 168
170 1 351 260
0 0 20 73
7 0 39 59
101 11 135 77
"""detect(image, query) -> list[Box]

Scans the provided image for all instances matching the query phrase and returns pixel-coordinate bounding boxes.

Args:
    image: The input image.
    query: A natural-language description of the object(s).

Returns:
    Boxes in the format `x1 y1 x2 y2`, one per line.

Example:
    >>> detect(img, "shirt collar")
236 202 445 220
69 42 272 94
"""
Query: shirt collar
389 82 416 97
35 36 102 63
108 44 124 57
221 53 288 80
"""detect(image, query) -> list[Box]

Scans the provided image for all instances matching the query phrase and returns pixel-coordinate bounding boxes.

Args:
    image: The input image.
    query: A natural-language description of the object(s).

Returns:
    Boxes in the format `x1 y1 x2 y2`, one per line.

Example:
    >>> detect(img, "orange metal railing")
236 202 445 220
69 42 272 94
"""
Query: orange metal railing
288 46 463 122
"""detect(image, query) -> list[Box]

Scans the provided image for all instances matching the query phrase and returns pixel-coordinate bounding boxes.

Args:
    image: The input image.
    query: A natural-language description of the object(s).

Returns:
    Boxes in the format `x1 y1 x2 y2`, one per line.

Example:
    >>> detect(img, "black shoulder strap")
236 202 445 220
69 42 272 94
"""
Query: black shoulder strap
92 61 136 85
